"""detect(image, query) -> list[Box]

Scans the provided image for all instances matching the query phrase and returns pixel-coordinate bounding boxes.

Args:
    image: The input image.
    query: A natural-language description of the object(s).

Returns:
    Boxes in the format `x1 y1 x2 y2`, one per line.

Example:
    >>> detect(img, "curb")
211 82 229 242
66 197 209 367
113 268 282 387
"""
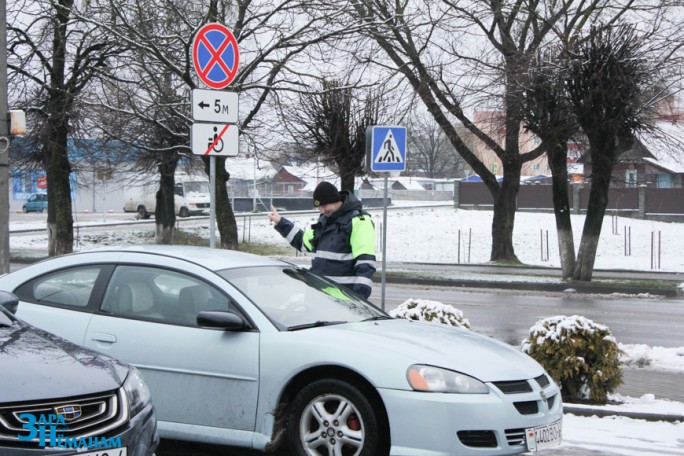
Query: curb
564 405 684 423
382 275 682 298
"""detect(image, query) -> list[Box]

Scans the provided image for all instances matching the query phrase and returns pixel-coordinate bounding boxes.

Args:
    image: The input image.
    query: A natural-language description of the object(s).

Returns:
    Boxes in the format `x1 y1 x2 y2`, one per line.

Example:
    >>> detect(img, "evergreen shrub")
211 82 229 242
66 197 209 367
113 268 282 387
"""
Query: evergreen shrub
521 315 623 404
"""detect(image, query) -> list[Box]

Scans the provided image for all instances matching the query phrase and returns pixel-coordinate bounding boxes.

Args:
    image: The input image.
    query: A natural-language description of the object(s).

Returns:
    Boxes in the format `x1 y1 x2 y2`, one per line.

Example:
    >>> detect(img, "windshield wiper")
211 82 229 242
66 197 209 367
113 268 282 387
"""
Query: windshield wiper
362 315 393 322
287 320 348 331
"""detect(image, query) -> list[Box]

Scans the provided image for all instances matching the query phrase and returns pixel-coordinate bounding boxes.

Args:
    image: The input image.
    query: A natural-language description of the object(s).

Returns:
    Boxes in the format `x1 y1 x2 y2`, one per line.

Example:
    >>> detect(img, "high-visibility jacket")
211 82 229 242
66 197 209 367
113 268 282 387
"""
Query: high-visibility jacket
274 192 376 299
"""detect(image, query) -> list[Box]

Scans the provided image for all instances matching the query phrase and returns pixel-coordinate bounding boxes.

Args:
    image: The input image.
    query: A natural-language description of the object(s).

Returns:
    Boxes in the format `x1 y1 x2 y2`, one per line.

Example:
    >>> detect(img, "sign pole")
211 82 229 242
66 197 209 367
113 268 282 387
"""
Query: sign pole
190 23 240 248
209 156 216 248
381 173 389 311
366 125 407 311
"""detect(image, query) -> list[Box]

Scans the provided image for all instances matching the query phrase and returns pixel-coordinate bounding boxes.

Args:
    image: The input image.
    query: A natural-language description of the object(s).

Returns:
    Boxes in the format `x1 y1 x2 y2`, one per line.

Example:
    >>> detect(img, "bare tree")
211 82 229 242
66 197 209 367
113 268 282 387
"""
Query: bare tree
7 0 126 255
82 0 366 249
284 80 383 191
408 115 466 178
343 0 668 263
566 24 664 281
523 18 681 282
522 49 578 279
89 10 194 244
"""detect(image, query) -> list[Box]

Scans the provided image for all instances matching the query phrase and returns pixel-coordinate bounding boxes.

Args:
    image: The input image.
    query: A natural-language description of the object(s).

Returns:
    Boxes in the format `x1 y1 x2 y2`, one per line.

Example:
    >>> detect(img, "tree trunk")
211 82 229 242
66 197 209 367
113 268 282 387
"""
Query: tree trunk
46 130 74 256
548 142 576 279
339 168 356 193
490 162 521 262
207 156 239 250
154 153 177 244
573 143 615 281
46 0 75 257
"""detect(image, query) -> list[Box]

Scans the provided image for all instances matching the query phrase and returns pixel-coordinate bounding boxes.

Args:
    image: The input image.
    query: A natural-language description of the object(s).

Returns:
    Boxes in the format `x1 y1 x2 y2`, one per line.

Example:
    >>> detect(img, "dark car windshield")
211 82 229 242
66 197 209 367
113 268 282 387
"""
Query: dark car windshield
218 266 386 330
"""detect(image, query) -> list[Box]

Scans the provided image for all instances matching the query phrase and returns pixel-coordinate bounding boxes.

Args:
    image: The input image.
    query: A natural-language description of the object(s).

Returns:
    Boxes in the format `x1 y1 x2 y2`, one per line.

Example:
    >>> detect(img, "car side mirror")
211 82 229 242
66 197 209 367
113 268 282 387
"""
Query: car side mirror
0 290 19 315
197 310 249 331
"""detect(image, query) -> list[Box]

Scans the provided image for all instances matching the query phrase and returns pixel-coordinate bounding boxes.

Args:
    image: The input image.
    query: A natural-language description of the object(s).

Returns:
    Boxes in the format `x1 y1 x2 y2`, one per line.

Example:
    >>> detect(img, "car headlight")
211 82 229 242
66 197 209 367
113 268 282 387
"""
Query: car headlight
407 365 489 394
123 367 152 417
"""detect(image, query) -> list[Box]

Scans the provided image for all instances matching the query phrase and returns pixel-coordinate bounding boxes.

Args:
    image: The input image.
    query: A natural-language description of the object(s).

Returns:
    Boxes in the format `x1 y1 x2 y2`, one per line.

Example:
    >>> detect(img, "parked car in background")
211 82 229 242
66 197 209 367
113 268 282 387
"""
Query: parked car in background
22 193 47 213
0 291 158 456
0 245 562 456
122 172 210 218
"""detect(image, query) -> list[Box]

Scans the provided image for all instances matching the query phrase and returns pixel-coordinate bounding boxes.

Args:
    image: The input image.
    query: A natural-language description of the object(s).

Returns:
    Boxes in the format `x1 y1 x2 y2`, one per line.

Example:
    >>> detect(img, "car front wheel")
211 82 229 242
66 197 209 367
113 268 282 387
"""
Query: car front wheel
288 379 383 456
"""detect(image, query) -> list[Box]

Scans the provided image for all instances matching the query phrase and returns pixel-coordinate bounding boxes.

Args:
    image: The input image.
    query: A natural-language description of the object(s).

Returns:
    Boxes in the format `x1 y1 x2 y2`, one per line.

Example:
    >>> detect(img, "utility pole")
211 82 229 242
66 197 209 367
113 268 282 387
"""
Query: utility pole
0 0 10 274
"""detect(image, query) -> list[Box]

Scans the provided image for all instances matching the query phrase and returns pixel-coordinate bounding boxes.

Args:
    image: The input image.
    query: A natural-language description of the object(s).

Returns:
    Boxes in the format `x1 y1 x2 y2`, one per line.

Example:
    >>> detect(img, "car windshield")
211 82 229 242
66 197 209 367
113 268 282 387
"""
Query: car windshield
218 266 387 330
184 181 209 194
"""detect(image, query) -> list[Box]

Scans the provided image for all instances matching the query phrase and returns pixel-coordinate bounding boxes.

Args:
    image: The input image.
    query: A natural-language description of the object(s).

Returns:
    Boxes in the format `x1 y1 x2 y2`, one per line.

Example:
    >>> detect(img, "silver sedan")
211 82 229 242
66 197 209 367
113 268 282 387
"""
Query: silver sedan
0 245 562 455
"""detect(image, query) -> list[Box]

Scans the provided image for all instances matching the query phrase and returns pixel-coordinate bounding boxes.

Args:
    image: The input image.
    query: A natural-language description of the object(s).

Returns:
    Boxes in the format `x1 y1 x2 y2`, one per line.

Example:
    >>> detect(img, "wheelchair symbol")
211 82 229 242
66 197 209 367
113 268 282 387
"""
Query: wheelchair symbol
207 126 224 153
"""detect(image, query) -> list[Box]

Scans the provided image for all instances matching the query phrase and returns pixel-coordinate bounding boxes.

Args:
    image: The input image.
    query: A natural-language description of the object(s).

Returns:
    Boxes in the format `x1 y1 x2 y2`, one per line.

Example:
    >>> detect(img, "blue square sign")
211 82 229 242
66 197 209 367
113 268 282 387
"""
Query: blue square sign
368 126 407 172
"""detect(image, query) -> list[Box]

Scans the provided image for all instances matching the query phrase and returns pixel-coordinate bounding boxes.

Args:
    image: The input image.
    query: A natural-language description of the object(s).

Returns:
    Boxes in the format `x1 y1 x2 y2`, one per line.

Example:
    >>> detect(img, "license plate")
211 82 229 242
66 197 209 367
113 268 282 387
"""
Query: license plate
72 448 127 456
526 420 562 452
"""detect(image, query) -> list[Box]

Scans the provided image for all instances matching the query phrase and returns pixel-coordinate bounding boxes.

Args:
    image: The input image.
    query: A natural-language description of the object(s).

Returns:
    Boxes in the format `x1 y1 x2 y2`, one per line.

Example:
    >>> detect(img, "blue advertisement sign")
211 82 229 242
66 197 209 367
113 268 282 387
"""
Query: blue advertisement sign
12 171 77 200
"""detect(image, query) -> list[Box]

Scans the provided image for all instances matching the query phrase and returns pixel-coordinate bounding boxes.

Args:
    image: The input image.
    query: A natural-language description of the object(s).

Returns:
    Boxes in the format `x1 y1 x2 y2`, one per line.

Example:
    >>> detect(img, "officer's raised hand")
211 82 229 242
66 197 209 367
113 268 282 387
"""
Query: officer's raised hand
267 204 281 225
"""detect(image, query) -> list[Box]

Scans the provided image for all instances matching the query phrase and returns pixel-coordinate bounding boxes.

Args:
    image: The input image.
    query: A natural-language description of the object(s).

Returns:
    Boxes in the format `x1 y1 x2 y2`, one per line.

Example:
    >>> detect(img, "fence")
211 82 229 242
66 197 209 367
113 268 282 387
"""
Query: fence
454 182 684 221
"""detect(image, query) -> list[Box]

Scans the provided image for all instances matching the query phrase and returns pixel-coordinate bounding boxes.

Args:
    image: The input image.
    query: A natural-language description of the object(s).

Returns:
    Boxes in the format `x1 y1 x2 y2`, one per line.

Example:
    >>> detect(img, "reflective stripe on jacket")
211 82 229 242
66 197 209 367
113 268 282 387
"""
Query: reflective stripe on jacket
274 192 376 299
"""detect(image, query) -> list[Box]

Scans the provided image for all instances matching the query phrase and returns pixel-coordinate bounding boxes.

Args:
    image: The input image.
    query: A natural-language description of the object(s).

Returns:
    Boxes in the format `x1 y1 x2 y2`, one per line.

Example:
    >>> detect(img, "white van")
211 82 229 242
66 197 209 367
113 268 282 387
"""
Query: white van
123 174 210 218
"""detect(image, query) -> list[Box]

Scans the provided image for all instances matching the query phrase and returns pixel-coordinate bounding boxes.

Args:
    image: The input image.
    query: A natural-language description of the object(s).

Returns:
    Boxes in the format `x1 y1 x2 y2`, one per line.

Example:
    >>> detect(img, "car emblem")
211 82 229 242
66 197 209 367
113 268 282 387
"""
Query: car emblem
54 405 82 422
540 390 547 402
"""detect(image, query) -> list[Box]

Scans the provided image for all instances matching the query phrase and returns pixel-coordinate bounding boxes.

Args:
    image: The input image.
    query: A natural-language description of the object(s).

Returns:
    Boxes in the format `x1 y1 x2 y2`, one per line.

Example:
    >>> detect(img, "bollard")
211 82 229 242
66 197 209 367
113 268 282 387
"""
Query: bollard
457 229 461 264
650 231 660 269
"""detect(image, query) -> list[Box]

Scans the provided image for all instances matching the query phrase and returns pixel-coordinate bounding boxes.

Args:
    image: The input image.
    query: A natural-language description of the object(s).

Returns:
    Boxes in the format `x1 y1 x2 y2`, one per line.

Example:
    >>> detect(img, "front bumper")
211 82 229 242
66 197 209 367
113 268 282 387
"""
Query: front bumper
0 402 159 456
379 381 563 456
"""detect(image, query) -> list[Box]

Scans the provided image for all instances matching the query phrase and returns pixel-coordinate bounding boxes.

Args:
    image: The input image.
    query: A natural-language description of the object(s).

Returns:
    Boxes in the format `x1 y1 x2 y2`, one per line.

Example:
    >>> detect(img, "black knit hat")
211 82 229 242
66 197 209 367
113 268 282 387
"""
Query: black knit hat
313 181 341 207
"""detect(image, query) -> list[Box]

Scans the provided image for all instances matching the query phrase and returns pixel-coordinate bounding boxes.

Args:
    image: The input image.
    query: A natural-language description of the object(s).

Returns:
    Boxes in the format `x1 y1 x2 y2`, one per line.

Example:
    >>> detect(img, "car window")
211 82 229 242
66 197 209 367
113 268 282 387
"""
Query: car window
14 267 102 309
219 266 386 330
101 265 236 327
173 183 184 197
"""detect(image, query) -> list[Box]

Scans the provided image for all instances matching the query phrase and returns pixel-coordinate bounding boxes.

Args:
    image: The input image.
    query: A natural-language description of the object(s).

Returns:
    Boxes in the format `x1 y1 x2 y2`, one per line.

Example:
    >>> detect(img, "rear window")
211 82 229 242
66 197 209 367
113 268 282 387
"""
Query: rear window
14 267 102 309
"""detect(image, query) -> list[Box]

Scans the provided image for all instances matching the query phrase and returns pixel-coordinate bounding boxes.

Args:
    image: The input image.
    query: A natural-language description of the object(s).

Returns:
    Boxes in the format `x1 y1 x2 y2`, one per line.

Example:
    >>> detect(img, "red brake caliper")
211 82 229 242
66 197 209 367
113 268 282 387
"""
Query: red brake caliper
347 414 361 431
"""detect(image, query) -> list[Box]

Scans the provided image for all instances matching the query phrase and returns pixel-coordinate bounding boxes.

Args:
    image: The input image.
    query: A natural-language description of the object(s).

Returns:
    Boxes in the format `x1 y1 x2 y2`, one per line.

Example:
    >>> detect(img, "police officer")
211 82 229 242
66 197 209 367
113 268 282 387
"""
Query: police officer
268 181 376 299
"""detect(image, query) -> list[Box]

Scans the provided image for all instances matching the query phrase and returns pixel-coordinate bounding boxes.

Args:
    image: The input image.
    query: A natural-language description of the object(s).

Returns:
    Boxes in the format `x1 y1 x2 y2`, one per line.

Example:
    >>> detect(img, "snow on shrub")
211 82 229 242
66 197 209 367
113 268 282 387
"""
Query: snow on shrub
389 298 471 329
521 315 623 404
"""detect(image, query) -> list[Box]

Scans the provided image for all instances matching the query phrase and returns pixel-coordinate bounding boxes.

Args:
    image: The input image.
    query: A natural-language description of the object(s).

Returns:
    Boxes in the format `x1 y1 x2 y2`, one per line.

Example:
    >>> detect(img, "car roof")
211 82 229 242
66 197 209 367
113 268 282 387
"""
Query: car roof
81 245 287 271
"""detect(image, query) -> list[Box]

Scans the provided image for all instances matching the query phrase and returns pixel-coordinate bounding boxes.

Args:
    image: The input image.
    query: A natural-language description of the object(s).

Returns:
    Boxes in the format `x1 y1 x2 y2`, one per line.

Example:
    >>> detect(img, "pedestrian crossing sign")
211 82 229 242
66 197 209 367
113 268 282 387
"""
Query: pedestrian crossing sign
367 126 407 172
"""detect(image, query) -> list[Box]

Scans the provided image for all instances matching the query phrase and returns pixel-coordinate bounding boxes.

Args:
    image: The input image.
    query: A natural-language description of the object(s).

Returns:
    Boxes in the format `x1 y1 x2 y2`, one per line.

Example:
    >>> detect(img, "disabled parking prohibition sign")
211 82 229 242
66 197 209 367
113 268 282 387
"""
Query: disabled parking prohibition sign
192 23 240 89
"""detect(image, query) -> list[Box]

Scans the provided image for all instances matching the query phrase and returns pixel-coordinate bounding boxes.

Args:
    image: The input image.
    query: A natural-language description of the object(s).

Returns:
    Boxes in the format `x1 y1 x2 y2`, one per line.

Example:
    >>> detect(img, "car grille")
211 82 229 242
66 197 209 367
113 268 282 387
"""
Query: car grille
492 380 533 394
493 374 552 395
513 400 539 415
493 374 558 416
505 428 526 446
0 389 128 447
457 430 498 448
534 373 551 389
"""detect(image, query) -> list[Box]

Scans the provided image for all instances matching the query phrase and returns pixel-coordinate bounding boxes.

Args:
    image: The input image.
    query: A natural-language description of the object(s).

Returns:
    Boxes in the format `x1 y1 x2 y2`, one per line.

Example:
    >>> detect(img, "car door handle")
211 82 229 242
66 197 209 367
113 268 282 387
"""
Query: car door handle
91 333 117 344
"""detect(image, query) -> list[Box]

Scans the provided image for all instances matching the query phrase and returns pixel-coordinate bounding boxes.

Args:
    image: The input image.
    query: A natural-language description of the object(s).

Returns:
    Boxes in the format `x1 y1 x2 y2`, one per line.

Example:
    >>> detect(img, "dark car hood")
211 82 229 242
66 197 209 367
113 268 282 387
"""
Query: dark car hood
0 321 130 403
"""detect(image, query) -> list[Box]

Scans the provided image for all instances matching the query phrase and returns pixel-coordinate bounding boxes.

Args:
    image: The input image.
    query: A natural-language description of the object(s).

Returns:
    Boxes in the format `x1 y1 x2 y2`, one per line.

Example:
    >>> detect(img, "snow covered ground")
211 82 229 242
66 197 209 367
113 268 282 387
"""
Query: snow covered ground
8 205 684 454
